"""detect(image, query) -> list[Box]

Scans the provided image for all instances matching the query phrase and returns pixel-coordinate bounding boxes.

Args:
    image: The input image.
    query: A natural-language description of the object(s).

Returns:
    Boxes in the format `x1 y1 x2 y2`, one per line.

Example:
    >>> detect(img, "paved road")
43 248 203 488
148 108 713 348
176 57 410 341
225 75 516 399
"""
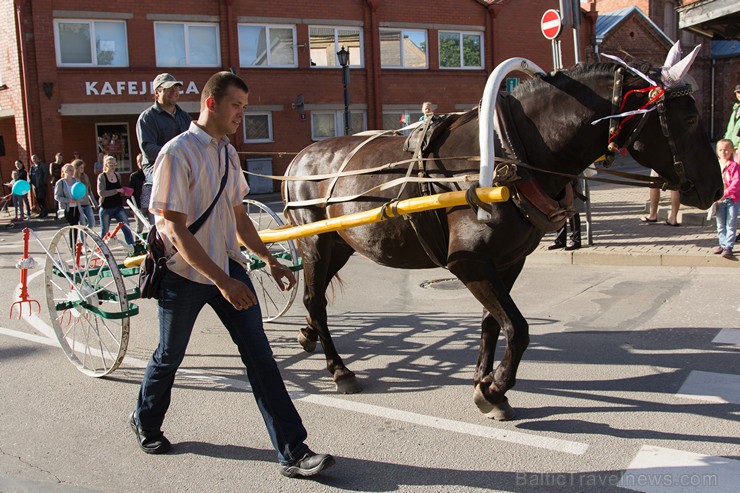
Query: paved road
0 224 738 492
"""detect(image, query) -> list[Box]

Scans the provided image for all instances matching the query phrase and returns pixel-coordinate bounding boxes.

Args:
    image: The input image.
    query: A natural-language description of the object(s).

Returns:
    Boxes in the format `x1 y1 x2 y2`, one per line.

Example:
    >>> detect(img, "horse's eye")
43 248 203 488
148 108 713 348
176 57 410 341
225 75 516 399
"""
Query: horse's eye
686 116 698 126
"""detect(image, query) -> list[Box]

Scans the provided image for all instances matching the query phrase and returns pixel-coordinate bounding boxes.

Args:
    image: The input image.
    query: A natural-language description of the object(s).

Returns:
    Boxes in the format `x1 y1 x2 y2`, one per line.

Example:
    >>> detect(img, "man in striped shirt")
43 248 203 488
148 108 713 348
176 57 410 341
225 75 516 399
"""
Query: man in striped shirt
130 71 335 478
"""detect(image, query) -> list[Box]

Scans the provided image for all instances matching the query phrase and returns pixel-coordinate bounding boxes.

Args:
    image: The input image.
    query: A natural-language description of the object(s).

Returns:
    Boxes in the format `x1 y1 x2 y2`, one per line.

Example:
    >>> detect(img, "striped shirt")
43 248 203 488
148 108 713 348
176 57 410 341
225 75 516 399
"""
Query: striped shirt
151 122 249 285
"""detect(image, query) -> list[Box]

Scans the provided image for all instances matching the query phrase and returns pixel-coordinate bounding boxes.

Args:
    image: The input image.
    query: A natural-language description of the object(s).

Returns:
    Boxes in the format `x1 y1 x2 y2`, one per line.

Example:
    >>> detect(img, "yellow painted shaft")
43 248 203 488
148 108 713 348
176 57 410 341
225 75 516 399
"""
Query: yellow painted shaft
124 186 508 268
260 186 509 243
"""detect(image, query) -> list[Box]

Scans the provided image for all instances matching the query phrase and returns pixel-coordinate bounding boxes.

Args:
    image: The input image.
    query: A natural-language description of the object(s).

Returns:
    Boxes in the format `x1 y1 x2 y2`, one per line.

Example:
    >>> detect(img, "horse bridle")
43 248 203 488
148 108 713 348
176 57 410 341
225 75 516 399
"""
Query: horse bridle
605 67 696 193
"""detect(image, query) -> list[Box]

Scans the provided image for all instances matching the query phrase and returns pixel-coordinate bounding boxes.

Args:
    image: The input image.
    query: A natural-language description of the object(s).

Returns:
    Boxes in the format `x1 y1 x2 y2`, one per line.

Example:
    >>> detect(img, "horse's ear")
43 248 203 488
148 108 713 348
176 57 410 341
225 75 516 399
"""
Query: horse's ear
663 41 682 70
661 44 701 88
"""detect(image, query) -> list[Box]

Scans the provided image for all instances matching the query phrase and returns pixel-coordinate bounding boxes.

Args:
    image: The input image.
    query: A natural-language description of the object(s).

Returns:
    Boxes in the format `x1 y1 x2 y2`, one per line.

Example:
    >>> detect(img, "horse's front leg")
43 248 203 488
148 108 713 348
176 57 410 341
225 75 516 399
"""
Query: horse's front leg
449 254 529 420
297 234 361 394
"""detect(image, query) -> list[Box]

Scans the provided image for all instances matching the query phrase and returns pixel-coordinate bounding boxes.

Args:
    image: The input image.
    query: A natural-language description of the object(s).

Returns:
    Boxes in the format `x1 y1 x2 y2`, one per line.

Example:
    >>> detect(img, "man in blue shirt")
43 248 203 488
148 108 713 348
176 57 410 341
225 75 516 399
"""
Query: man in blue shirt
136 73 192 223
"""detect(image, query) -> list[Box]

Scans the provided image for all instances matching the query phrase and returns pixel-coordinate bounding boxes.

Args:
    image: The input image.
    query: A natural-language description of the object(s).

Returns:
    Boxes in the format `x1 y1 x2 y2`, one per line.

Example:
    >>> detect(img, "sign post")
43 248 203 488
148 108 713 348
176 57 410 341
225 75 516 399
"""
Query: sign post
541 9 563 70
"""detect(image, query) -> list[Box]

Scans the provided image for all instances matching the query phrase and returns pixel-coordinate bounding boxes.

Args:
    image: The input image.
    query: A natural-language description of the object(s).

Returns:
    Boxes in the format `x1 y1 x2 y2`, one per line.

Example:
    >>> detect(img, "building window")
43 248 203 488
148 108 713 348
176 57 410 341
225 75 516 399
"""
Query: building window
380 29 427 69
54 20 129 67
239 24 297 67
309 26 363 67
96 123 131 173
154 22 220 67
439 31 482 69
243 113 273 143
382 110 423 131
311 111 366 140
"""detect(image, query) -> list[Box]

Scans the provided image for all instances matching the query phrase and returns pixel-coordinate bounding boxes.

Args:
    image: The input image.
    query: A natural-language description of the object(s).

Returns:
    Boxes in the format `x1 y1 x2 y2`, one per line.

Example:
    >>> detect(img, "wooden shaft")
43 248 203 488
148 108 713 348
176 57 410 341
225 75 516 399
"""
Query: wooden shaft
124 186 509 268
260 186 508 243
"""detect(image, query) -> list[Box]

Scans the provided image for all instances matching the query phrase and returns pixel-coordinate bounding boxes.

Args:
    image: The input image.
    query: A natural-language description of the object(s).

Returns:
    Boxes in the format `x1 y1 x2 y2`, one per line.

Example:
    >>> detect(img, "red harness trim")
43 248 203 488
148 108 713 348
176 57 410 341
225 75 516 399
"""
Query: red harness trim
608 86 665 149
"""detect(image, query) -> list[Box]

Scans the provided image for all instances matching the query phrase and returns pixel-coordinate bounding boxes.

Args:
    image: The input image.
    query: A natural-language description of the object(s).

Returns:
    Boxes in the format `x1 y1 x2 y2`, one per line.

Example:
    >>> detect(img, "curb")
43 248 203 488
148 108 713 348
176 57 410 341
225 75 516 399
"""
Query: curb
529 249 740 268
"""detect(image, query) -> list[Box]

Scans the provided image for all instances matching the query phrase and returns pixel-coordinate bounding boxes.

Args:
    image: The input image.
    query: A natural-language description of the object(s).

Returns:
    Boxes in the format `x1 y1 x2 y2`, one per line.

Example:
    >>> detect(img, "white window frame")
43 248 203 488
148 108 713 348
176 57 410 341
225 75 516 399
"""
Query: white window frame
379 28 428 69
54 19 129 67
243 112 274 143
310 111 366 141
238 23 298 68
308 25 364 68
154 21 221 67
438 30 483 70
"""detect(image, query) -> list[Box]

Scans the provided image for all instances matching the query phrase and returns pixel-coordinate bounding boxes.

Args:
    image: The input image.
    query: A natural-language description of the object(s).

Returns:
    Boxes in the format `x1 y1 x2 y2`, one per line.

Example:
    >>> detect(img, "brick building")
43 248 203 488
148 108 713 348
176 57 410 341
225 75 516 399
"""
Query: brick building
0 1 596 194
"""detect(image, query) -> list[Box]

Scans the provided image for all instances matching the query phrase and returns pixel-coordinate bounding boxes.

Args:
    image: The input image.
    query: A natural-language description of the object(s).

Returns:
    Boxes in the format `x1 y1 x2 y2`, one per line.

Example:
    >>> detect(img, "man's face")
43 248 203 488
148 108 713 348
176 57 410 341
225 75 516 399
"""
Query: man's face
736 90 740 102
210 85 249 136
32 155 39 164
157 85 182 106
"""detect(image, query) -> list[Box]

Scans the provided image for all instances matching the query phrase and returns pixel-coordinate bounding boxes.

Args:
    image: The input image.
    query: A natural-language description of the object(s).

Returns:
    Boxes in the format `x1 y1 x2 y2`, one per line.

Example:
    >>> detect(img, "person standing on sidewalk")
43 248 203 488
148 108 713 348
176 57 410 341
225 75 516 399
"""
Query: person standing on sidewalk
136 73 192 226
130 71 335 478
640 170 681 227
29 155 49 218
712 139 740 259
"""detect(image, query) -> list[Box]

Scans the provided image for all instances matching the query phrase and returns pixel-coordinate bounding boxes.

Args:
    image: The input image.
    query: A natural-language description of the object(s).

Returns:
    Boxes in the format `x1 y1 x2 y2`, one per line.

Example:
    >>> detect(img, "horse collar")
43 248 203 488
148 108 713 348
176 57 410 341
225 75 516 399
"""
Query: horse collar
510 180 575 233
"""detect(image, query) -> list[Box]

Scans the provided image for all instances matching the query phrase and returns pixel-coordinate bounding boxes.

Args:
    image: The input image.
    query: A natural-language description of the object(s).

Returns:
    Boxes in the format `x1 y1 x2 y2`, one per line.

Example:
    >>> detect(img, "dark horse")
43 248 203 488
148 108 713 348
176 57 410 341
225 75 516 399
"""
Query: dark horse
282 52 723 420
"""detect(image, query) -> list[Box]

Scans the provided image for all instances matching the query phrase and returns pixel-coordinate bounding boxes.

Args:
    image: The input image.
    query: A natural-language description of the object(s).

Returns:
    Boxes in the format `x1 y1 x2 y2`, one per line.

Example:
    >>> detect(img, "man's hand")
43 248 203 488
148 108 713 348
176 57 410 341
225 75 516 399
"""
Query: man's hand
268 261 296 291
217 276 258 311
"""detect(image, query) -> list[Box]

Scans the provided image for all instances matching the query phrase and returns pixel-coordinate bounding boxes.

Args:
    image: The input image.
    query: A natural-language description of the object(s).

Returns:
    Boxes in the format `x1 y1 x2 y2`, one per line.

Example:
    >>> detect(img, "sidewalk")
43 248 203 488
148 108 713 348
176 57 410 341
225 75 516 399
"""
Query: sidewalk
532 157 738 268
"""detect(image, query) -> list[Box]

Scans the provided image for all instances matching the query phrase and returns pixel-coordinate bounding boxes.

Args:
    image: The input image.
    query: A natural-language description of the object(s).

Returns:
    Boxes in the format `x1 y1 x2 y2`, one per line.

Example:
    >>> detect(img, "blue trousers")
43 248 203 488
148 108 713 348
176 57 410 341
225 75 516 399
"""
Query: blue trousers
716 197 738 250
99 206 134 245
136 260 308 464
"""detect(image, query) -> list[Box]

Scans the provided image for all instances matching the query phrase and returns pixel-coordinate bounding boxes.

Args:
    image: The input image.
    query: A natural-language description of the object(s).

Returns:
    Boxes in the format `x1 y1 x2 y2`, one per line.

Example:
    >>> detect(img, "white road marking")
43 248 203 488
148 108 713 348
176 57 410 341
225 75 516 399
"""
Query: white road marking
617 445 740 493
0 327 58 346
675 370 740 405
297 393 588 455
713 328 740 345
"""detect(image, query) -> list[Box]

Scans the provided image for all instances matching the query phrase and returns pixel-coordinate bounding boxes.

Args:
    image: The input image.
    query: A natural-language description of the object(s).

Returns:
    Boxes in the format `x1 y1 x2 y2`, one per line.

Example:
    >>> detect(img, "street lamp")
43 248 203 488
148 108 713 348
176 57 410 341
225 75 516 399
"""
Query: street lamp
337 46 351 136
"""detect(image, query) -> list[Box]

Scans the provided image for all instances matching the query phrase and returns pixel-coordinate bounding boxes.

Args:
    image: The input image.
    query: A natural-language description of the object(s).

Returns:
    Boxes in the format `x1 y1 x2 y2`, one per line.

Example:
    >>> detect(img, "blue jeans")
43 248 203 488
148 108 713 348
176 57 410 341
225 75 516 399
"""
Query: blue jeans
79 204 95 229
136 261 308 465
716 198 738 250
99 206 134 245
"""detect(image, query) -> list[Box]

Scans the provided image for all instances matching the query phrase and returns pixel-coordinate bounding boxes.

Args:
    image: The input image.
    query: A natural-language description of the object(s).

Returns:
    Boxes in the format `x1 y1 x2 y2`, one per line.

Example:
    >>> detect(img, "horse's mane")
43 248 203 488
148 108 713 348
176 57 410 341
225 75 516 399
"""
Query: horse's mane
511 61 655 100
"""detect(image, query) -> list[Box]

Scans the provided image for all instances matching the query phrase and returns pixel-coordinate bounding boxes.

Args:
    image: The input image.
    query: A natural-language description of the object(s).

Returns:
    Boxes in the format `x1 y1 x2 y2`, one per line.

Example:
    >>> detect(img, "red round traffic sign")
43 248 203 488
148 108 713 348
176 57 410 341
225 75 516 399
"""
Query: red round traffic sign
541 9 562 40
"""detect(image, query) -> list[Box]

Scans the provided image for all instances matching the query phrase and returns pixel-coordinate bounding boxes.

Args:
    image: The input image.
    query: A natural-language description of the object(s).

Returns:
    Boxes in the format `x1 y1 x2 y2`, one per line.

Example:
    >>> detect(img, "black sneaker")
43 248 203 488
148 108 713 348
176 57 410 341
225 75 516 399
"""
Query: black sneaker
279 450 335 478
129 411 171 454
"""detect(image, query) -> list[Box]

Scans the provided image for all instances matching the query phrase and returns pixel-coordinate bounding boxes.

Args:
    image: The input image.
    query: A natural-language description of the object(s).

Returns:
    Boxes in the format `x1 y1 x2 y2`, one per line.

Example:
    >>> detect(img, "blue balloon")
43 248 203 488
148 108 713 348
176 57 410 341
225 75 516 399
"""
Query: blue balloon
71 182 87 200
12 180 30 195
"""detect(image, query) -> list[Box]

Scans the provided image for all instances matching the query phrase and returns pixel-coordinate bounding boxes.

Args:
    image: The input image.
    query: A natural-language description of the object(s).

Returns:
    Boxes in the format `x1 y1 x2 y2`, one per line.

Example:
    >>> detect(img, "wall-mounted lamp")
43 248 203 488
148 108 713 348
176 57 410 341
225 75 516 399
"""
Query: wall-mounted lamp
42 82 54 100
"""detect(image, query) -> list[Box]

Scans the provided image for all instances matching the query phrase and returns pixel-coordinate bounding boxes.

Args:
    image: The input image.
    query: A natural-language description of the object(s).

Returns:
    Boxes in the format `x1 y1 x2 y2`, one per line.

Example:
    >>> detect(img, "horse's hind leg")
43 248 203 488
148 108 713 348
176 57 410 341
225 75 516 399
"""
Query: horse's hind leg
449 255 528 420
297 233 360 393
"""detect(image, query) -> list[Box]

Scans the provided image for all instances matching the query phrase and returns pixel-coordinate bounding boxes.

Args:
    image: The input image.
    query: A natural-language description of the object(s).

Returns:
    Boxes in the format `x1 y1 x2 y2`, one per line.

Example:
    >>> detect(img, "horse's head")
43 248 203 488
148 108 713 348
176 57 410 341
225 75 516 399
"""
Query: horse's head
609 43 723 209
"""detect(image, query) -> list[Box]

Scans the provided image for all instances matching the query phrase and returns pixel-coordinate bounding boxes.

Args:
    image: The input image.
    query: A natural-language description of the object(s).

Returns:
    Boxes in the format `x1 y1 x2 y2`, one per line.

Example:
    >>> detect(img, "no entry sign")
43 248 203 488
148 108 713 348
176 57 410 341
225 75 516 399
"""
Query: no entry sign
541 9 562 40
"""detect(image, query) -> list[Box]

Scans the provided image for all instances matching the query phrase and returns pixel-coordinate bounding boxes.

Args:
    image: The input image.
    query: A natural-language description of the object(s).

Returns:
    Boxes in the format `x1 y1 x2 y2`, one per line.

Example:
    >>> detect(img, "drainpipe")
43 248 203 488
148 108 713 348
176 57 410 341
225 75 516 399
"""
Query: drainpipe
14 0 35 160
486 4 498 70
364 0 381 128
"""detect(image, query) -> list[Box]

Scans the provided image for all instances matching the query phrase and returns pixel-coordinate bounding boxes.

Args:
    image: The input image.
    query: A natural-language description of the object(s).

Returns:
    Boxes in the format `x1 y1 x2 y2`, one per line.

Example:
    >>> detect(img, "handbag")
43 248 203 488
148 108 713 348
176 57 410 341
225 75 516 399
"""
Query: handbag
139 148 230 299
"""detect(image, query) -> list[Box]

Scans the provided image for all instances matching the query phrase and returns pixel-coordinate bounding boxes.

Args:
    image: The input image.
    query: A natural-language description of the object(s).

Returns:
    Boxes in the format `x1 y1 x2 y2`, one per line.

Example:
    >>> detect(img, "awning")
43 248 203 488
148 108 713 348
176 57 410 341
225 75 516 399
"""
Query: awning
678 0 740 40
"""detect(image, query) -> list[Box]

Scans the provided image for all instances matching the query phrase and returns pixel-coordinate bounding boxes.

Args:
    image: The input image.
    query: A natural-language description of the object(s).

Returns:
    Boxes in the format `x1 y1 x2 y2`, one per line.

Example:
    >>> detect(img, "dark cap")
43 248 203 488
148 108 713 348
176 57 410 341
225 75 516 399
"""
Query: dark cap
735 84 740 92
153 73 183 91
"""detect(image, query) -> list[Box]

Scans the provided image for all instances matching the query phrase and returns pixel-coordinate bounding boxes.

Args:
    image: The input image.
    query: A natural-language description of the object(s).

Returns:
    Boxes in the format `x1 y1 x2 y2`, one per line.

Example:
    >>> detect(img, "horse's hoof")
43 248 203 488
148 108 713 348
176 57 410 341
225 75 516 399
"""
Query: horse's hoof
473 385 516 420
335 376 362 394
485 400 516 421
297 330 317 353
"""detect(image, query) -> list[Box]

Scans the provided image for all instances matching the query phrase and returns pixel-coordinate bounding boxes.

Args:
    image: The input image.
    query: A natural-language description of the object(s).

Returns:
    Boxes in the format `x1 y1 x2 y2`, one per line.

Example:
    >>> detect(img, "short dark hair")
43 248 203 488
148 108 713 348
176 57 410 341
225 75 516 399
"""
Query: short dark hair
201 72 249 105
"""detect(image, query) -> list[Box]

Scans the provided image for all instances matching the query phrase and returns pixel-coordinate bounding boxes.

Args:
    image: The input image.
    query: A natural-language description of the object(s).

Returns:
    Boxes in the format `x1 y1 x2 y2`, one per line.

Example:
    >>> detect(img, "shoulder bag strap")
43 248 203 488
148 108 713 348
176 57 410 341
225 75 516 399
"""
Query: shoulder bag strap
188 145 230 235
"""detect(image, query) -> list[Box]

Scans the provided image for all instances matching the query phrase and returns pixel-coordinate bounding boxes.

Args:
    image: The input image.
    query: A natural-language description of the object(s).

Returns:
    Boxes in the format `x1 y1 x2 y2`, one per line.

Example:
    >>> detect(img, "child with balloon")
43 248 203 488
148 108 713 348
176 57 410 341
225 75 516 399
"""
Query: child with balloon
5 170 30 222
